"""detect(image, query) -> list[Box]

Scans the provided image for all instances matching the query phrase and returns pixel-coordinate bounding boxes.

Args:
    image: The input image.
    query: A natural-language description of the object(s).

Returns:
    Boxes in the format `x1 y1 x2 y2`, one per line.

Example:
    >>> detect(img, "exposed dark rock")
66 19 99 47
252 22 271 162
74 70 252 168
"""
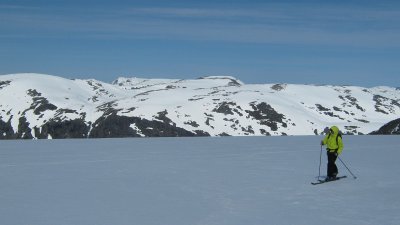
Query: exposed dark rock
205 117 214 128
87 80 110 96
184 120 200 127
355 119 369 123
204 113 214 117
271 84 286 91
224 118 234 122
21 95 58 116
315 104 330 112
333 106 342 112
0 80 11 89
120 107 136 114
193 130 210 136
370 118 400 135
97 101 120 115
230 123 238 130
213 102 243 116
27 89 41 97
227 79 242 87
90 96 99 102
322 111 345 120
343 126 360 135
37 119 90 139
339 95 365 112
246 102 287 131
391 99 400 108
34 101 57 115
213 102 235 115
54 109 79 118
241 126 255 134
260 129 271 136
155 110 175 126
0 117 15 139
58 109 78 114
373 95 390 114
89 113 207 138
188 97 204 101
134 89 169 98
89 114 139 138
17 117 33 139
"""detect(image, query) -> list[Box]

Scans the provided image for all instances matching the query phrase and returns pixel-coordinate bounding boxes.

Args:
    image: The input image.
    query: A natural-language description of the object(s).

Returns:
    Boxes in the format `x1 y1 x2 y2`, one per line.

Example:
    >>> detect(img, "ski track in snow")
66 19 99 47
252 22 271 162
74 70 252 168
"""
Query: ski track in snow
0 135 399 225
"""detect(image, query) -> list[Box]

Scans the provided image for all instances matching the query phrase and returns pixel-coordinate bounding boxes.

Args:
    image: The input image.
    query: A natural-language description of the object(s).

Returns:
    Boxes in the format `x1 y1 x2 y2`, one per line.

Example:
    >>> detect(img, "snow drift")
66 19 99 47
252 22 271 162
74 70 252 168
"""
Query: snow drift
1 135 399 225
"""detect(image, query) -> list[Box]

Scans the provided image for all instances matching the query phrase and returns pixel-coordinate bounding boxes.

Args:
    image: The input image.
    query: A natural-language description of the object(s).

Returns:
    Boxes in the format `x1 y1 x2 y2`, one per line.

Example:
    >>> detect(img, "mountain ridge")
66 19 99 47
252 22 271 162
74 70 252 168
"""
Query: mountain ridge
1 73 399 139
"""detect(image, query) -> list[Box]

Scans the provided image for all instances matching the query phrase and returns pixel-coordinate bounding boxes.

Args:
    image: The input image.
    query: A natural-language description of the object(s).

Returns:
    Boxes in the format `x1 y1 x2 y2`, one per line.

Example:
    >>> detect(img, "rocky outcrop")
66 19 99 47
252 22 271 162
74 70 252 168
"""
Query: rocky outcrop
89 113 209 138
370 118 400 135
0 117 16 139
246 102 287 132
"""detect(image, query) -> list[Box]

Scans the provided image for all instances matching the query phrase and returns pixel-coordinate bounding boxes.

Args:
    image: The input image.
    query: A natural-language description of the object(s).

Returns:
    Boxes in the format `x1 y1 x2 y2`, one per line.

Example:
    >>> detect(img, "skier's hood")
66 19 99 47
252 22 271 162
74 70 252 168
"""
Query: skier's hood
330 126 339 136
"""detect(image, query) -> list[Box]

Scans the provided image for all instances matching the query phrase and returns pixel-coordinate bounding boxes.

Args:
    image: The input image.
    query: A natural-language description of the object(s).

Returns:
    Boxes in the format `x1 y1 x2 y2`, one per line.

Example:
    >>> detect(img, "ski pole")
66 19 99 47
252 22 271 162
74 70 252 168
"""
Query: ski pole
318 145 323 180
338 156 357 179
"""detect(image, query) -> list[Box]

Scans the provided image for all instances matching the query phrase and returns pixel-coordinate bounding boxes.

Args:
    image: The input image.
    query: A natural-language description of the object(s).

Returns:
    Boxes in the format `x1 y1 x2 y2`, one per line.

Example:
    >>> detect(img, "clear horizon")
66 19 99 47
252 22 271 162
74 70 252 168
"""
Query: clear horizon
1 0 399 87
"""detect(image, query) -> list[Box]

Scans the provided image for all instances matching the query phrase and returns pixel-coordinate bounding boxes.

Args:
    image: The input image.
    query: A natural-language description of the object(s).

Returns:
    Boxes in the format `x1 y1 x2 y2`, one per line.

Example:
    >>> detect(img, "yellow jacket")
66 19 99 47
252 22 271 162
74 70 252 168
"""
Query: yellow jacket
322 126 344 154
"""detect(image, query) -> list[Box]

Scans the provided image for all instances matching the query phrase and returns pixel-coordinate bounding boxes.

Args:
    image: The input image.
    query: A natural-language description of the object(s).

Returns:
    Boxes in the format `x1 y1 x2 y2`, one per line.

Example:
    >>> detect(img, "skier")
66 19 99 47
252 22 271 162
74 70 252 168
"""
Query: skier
321 126 343 181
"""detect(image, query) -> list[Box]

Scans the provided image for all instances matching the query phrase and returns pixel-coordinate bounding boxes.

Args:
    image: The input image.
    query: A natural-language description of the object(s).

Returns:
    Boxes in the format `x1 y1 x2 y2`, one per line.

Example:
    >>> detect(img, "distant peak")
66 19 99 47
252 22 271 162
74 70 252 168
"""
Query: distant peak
111 77 136 85
198 76 244 86
271 83 287 91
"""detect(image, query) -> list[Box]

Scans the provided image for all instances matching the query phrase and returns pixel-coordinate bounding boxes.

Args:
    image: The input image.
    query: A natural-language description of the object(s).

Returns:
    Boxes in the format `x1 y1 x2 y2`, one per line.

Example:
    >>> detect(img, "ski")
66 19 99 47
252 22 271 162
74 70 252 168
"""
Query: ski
311 176 347 185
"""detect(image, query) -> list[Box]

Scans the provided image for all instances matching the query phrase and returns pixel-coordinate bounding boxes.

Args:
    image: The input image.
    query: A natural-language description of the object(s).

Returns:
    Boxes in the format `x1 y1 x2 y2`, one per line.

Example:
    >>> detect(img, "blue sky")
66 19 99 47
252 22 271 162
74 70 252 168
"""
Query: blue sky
1 0 399 87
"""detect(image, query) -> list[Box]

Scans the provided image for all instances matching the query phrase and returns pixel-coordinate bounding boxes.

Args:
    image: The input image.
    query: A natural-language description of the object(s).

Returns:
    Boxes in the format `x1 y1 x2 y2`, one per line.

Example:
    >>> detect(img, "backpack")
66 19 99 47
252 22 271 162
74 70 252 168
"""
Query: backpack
336 132 342 145
327 131 342 152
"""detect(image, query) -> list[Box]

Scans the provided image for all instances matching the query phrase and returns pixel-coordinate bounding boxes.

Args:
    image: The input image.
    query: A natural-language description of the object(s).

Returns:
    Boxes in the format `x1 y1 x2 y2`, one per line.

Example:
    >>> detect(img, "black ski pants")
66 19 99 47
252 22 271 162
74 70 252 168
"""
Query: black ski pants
327 152 338 177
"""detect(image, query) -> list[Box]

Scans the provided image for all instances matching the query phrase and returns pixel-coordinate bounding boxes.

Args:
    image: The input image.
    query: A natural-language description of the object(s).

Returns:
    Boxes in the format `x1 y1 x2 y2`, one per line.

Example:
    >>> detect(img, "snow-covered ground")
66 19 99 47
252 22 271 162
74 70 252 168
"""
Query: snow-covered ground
1 136 399 225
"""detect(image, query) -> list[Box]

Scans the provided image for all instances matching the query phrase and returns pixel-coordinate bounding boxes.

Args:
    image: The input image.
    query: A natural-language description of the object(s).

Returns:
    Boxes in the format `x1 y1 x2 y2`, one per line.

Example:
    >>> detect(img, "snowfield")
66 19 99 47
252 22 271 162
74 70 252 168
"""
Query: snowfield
1 135 399 225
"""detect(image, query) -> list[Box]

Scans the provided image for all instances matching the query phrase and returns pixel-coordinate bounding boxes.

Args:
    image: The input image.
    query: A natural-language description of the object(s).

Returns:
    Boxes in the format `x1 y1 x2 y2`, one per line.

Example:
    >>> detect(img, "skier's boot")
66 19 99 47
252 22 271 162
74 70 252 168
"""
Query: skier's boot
325 176 334 182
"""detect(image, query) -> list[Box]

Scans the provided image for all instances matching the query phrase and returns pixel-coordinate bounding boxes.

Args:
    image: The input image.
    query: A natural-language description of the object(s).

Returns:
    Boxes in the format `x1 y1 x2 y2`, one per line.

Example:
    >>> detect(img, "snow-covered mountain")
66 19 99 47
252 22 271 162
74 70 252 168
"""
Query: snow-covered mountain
1 73 399 139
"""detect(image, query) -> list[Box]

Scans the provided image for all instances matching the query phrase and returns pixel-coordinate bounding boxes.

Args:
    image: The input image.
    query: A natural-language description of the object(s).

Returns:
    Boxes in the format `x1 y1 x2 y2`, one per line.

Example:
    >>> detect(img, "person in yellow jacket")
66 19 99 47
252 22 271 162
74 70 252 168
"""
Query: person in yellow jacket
321 126 343 181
